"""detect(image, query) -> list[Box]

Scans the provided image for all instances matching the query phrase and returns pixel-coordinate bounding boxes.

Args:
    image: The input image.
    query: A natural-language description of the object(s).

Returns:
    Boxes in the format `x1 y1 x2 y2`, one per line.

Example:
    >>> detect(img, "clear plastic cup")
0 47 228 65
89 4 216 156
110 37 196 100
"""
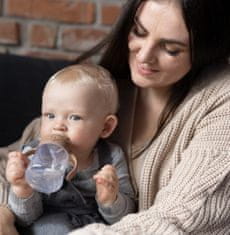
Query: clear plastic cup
25 143 69 194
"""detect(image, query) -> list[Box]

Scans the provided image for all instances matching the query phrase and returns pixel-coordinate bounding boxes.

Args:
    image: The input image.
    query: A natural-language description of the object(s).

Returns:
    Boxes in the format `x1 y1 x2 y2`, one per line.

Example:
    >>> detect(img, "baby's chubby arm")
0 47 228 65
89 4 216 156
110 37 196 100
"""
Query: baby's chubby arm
93 164 118 207
6 151 43 226
93 144 136 224
6 151 33 198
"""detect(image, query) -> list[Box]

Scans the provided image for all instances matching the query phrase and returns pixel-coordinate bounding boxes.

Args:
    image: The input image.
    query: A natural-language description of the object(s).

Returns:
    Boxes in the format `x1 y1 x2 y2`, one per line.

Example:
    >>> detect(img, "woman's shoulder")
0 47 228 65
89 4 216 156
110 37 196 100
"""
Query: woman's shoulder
186 63 230 105
194 63 230 93
175 63 230 124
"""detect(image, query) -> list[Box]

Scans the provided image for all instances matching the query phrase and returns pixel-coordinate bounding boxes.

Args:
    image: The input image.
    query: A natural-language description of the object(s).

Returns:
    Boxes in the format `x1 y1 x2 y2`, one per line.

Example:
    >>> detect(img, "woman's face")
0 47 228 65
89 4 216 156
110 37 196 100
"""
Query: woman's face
128 0 191 91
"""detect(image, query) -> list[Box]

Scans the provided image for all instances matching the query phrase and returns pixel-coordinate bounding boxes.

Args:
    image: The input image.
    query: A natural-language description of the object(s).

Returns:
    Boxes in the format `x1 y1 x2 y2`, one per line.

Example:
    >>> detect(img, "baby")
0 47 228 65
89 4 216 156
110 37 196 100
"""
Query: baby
6 64 136 235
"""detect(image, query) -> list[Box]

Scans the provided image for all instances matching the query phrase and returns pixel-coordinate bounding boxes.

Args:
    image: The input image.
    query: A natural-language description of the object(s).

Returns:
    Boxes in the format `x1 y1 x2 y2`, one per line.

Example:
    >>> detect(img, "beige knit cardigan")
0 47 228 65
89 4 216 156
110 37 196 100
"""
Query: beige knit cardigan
1 64 230 234
68 64 230 234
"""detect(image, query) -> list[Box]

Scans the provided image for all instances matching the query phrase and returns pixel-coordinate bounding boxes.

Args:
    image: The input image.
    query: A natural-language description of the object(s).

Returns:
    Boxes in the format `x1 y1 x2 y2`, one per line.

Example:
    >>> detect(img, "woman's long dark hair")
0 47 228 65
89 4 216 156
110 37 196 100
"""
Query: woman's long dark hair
75 0 141 79
75 0 230 140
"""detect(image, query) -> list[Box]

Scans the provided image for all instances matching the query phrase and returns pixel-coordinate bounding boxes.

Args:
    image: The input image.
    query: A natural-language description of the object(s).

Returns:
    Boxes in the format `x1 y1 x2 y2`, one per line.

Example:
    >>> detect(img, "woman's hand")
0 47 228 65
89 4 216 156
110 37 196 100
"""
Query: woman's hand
93 164 118 207
0 206 19 235
6 151 33 198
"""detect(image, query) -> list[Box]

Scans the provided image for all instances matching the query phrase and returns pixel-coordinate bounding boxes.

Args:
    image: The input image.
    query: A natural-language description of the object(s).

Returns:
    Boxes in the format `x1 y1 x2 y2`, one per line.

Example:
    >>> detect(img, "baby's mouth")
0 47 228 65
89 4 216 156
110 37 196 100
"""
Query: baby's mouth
40 134 78 181
41 134 71 152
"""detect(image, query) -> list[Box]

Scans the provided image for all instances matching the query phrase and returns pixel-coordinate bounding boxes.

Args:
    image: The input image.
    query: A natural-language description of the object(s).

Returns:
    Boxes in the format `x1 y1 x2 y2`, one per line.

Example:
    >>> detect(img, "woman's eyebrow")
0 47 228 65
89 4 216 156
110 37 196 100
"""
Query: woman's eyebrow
160 39 188 48
134 16 188 48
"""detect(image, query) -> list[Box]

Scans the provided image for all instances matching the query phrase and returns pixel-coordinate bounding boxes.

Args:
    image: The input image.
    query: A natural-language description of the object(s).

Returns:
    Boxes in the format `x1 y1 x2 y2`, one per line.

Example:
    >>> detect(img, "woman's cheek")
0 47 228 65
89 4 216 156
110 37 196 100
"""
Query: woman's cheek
128 33 134 42
128 34 138 51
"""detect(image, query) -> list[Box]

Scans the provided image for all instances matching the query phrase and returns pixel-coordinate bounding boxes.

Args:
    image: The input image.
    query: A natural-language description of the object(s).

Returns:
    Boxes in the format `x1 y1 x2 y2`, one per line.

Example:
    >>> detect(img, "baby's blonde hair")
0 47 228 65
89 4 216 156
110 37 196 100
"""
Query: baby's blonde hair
44 64 119 114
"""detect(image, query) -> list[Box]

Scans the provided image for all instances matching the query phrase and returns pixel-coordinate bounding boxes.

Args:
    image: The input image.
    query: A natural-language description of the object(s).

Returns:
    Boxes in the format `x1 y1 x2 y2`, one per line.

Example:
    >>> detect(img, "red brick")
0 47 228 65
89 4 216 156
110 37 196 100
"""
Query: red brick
29 24 57 48
101 4 121 25
18 49 97 63
0 20 19 44
6 0 95 24
61 28 107 52
17 49 78 61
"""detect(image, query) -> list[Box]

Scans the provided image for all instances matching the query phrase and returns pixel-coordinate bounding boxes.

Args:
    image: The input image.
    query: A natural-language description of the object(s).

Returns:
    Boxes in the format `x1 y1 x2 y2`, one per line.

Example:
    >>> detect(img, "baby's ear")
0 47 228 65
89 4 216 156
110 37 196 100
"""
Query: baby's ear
100 115 118 138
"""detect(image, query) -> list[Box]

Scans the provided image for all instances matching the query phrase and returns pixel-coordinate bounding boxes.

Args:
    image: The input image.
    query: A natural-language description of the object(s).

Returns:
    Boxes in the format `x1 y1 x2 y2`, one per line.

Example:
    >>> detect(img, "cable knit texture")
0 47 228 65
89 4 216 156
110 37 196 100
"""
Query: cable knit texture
0 148 9 205
68 64 230 235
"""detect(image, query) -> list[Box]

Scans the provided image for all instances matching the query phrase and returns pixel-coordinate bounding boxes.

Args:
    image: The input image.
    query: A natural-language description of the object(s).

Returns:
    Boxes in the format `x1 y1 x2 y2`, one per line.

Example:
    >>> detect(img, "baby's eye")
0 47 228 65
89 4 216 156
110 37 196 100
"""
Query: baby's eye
44 113 55 119
69 115 82 121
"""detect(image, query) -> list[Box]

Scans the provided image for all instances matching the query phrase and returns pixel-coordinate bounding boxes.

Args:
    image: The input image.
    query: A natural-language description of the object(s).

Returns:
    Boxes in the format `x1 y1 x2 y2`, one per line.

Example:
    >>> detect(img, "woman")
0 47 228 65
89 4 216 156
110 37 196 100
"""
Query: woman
70 0 230 234
1 0 230 234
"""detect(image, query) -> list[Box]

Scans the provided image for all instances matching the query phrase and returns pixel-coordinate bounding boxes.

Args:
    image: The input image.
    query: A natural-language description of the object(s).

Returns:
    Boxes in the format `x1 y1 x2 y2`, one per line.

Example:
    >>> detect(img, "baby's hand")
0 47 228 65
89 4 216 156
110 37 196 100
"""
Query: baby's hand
6 151 33 198
93 165 118 207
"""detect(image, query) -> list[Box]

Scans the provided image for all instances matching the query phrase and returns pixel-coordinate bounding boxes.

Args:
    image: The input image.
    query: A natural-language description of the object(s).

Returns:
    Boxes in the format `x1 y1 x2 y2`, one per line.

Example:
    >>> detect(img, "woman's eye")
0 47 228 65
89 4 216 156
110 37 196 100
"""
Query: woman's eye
131 25 146 37
163 45 181 56
69 115 81 121
166 49 180 56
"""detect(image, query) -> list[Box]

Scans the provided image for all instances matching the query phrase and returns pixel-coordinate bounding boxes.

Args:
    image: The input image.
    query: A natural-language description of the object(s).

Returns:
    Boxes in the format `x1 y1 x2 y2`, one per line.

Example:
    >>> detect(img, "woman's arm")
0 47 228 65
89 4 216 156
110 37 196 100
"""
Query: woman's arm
0 206 19 235
0 118 41 234
0 153 19 235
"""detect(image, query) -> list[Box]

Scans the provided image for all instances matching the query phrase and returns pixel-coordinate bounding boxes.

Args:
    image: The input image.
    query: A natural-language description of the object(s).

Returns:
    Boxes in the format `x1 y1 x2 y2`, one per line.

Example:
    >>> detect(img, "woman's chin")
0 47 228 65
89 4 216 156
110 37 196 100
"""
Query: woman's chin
131 76 155 88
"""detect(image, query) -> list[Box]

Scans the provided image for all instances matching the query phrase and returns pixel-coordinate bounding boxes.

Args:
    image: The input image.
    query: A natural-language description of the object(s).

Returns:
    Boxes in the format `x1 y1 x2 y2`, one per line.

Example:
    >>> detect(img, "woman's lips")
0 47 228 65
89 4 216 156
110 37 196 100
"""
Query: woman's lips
136 62 159 76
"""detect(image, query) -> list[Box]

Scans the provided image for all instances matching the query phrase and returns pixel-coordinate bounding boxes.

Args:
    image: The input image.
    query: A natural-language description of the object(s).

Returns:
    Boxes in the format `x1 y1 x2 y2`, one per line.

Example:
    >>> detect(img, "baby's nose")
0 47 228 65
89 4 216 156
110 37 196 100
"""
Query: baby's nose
53 121 67 131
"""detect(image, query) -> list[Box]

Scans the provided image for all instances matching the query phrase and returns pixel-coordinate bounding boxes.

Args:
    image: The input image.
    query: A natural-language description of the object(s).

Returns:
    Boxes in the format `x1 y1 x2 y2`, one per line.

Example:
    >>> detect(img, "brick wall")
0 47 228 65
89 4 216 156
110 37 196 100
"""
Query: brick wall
0 0 124 60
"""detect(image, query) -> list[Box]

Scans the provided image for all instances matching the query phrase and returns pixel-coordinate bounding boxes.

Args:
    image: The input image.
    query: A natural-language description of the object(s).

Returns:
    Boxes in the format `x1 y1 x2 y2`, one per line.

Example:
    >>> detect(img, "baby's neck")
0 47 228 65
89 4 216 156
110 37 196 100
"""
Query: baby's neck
66 151 94 180
76 152 94 171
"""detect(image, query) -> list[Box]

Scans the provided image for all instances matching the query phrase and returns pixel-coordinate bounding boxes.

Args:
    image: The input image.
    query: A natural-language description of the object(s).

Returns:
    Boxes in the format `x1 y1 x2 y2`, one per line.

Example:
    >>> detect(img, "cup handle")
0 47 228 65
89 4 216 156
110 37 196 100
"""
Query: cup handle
23 148 36 158
65 153 78 181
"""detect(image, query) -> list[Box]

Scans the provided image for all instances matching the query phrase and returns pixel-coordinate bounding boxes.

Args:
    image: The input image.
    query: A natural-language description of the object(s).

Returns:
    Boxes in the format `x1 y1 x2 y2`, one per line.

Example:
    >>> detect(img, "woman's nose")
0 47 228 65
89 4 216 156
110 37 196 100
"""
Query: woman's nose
136 40 157 64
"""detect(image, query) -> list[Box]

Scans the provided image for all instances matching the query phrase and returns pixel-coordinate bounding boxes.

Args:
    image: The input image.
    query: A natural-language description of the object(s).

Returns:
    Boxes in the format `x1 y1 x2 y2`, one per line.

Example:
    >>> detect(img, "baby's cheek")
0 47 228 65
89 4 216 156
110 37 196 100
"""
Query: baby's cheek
40 124 50 139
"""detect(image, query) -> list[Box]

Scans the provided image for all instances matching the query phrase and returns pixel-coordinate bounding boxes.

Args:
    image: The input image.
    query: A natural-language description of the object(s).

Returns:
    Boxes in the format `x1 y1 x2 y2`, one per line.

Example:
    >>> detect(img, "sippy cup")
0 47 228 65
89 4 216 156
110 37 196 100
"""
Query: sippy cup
25 135 77 194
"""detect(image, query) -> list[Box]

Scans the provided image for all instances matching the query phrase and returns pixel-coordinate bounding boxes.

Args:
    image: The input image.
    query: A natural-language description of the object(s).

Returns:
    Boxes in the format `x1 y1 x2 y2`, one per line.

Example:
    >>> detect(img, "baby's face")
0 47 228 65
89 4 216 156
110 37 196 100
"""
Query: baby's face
40 81 108 159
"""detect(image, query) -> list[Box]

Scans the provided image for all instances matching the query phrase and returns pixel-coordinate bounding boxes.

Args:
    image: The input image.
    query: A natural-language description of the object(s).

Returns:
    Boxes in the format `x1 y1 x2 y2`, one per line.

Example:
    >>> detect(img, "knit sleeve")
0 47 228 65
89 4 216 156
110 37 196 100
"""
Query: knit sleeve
0 147 9 205
68 89 230 234
8 190 43 226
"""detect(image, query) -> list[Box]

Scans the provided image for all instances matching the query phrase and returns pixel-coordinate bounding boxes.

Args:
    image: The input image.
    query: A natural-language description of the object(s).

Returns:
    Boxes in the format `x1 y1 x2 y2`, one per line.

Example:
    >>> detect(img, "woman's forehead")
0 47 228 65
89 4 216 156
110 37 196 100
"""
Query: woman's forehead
135 0 189 42
136 0 182 18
